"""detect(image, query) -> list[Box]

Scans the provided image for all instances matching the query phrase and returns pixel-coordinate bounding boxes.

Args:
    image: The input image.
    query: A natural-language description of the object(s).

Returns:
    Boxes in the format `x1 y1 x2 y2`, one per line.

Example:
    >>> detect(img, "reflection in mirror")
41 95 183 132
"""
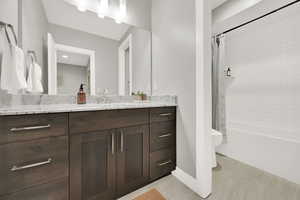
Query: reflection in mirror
0 0 152 96
57 51 91 95
47 32 96 96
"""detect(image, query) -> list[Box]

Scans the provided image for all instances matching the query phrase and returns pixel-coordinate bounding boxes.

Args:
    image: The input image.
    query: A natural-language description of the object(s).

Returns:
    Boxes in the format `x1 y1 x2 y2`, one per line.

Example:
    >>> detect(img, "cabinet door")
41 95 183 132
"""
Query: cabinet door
116 125 149 196
70 130 116 200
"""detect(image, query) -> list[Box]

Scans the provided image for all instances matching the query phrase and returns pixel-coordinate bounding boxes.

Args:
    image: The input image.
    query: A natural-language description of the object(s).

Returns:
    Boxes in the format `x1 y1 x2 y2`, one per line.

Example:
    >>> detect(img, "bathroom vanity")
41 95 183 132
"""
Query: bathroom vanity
0 0 175 199
0 104 176 200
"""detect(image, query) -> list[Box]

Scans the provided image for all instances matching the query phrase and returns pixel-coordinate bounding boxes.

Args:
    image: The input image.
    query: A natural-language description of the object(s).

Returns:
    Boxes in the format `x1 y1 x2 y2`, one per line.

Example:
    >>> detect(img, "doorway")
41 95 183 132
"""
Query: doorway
118 34 132 96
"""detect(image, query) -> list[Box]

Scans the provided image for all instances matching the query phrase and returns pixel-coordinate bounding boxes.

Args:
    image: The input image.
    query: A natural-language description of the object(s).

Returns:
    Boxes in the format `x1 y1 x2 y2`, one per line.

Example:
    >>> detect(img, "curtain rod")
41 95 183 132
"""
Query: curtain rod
216 0 300 37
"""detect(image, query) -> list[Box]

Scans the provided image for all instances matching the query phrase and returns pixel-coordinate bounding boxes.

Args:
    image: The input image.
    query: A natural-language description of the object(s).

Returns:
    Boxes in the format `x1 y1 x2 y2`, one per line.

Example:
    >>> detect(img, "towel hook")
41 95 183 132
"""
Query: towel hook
0 21 18 45
27 50 37 63
7 24 18 45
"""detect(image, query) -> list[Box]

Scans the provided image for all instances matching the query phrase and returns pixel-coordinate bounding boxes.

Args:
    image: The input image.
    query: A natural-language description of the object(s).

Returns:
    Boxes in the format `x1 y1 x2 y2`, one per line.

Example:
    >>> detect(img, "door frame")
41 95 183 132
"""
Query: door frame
118 34 133 96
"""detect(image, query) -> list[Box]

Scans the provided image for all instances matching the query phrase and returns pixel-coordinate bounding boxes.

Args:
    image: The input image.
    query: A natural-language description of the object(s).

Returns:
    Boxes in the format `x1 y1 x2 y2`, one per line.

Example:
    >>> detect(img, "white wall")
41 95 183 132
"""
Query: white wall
57 63 88 95
0 0 19 38
216 2 300 184
120 27 151 95
212 0 262 24
152 0 213 197
213 0 297 35
125 0 152 30
22 0 49 91
0 0 19 96
49 24 119 95
152 0 197 177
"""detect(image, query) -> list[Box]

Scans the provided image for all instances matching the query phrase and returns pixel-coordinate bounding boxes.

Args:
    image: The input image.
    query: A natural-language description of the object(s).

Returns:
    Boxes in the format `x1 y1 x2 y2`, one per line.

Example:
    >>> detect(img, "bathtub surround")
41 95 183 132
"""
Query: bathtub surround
212 34 227 137
214 0 300 184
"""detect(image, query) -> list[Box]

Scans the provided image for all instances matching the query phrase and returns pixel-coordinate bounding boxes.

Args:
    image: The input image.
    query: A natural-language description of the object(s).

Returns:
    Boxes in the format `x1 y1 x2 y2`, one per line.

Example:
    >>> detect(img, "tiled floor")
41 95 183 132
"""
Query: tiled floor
119 155 300 200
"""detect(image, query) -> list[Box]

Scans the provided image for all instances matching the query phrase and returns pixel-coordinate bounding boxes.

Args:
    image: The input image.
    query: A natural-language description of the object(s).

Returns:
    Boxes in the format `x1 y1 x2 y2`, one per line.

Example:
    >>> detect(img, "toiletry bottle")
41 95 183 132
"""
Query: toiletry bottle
77 84 86 104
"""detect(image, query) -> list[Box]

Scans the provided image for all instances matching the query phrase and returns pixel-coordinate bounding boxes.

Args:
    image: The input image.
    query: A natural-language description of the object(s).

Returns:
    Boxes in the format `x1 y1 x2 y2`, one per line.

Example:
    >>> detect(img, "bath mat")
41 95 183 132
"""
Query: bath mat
133 189 166 200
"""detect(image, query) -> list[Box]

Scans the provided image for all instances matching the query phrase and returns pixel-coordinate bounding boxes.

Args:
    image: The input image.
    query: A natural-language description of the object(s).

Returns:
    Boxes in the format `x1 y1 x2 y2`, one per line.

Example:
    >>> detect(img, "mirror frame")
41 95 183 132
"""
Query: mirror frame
48 34 96 96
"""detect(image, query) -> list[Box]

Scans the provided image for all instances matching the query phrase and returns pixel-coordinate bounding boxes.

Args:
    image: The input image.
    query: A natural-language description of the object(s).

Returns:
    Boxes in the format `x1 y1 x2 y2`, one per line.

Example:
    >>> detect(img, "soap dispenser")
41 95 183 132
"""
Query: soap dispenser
77 84 86 104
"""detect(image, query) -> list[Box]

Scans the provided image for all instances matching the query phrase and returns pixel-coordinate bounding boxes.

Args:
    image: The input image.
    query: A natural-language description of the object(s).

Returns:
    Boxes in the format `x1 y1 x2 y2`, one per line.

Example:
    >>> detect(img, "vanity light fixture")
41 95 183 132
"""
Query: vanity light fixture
97 0 109 18
62 55 69 59
115 0 127 24
77 0 87 12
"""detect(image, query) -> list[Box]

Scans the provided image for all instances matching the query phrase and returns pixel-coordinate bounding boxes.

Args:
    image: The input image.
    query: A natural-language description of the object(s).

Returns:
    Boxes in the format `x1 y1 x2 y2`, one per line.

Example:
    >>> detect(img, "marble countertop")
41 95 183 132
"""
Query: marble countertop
0 101 177 116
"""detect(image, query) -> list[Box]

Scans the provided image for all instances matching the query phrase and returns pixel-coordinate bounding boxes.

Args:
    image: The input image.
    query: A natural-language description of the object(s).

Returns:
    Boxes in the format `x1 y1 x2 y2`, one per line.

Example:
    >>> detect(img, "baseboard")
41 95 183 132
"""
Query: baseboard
172 167 200 195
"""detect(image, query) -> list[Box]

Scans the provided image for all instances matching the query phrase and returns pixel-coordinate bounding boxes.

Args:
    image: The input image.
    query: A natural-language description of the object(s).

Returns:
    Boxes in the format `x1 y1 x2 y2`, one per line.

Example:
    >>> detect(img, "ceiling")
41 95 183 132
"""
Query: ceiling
42 0 130 41
42 0 226 40
211 0 228 9
57 50 90 67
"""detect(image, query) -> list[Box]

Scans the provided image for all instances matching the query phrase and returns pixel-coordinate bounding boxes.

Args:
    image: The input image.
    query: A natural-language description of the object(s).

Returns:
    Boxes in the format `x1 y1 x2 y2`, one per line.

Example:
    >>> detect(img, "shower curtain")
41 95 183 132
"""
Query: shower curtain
212 35 226 137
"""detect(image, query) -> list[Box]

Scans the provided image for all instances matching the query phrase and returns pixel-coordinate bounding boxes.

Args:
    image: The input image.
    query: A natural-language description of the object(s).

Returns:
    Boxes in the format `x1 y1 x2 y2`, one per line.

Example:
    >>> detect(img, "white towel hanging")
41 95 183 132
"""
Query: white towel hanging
0 25 27 94
26 52 44 93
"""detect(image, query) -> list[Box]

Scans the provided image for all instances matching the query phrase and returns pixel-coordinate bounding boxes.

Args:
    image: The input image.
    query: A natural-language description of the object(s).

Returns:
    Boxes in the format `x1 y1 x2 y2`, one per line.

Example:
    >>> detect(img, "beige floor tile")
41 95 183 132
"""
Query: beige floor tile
119 155 300 200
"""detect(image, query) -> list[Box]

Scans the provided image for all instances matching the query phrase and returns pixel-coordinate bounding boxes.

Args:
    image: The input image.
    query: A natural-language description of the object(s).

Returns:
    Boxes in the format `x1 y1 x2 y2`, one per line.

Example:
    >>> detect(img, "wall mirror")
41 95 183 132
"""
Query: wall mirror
48 39 96 95
0 0 152 96
49 38 96 95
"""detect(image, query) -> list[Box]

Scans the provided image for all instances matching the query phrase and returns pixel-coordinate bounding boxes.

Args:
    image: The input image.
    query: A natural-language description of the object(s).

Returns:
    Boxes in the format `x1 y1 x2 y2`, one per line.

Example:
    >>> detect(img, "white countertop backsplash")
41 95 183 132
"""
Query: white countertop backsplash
0 93 177 115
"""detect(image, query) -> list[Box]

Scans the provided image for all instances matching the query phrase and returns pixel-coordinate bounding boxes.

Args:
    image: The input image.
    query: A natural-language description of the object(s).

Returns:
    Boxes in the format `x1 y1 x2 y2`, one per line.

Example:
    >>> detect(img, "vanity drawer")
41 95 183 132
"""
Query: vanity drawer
150 107 176 123
0 178 68 200
69 109 149 134
0 136 68 196
0 113 68 145
150 121 176 152
150 148 176 180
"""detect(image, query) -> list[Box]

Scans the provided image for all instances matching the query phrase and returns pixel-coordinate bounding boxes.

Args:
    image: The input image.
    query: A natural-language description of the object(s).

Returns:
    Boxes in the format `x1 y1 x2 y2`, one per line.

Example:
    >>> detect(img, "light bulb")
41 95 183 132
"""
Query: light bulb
97 0 108 18
77 1 87 12
115 18 122 24
115 0 126 24
98 13 105 18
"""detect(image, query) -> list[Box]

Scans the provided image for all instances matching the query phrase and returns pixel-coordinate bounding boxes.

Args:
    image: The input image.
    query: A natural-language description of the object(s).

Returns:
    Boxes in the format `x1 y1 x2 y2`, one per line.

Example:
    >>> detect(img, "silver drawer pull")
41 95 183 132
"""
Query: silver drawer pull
160 113 172 117
158 160 172 166
158 133 172 138
11 158 52 172
111 133 115 155
120 130 124 153
10 124 51 133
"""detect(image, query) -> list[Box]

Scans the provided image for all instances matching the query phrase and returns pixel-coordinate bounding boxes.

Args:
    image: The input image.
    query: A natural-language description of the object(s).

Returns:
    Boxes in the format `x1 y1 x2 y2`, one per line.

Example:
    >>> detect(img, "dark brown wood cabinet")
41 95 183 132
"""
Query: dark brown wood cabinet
0 114 69 200
69 109 152 200
149 107 177 181
116 125 149 197
0 106 176 200
0 178 69 200
70 130 115 200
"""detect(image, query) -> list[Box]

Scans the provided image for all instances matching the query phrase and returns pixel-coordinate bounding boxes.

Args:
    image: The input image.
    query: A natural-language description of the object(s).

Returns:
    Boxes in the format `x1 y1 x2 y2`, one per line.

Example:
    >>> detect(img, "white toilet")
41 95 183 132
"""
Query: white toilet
212 129 223 168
